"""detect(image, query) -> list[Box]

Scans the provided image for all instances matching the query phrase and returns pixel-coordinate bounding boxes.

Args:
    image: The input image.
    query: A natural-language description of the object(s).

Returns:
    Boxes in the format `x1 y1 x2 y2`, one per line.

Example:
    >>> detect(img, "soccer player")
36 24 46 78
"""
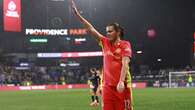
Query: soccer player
88 68 101 106
70 0 133 110
188 74 193 87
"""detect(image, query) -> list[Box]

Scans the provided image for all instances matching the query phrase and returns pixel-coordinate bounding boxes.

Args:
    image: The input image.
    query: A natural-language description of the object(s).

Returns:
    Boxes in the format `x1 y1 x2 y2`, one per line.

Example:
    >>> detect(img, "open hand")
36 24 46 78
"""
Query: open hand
117 81 125 93
71 0 80 15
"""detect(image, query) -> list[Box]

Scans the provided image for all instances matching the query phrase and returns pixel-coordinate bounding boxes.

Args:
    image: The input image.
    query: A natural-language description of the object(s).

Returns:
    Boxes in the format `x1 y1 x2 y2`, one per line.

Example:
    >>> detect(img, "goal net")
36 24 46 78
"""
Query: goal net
169 71 195 88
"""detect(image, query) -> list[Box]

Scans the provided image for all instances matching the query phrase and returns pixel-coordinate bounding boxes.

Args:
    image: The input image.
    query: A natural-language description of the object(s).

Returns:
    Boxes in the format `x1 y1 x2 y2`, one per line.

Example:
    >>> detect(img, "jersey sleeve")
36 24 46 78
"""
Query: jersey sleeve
121 41 132 58
99 36 108 48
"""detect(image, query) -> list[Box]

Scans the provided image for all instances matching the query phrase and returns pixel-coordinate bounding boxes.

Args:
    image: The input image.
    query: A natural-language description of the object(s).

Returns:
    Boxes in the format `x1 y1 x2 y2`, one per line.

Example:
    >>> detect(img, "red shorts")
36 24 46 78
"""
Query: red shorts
102 85 133 110
124 86 133 110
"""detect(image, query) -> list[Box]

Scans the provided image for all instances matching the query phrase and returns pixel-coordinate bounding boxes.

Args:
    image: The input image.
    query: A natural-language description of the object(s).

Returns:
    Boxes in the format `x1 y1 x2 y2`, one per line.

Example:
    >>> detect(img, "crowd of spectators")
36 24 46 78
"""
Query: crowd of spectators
0 63 194 87
0 64 89 86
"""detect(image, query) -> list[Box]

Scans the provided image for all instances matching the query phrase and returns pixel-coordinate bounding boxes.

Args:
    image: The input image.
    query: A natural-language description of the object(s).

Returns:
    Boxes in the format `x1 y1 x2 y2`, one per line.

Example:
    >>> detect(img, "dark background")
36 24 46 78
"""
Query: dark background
0 0 195 68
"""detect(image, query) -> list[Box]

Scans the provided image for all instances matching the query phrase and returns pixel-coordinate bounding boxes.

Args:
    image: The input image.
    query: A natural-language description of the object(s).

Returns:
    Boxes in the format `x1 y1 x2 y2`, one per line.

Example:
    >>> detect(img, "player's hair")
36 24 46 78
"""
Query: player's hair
107 23 124 39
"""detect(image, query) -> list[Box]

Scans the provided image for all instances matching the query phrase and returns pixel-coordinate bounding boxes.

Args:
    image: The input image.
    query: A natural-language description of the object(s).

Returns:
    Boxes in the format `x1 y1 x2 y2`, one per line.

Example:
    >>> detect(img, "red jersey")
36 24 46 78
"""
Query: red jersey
100 36 132 86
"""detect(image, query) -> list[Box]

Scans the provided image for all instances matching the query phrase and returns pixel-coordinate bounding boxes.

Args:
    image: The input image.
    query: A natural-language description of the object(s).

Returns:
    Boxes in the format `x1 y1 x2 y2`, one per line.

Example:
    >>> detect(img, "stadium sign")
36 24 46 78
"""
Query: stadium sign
29 38 48 43
5 0 19 18
19 86 46 90
25 29 88 36
25 29 68 36
3 0 21 32
37 51 103 58
69 29 87 35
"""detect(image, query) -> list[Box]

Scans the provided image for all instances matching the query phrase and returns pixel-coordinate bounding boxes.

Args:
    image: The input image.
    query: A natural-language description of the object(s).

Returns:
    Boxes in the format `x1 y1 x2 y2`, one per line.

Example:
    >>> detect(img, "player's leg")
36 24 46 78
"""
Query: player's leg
93 86 100 106
124 87 133 110
94 95 99 105
90 88 96 106
103 101 115 110
111 84 133 110
112 87 126 110
114 100 125 110
102 85 115 110
94 86 99 102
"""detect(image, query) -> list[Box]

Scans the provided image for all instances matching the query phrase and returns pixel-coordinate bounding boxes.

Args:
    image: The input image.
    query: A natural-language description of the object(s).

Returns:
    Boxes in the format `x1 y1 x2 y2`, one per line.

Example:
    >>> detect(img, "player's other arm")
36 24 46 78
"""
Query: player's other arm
120 57 130 82
71 0 103 42
117 57 130 93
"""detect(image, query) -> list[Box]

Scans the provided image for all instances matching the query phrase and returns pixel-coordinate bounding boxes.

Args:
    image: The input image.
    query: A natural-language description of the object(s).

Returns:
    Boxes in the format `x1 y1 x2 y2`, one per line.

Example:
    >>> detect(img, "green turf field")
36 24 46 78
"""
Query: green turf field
0 88 195 110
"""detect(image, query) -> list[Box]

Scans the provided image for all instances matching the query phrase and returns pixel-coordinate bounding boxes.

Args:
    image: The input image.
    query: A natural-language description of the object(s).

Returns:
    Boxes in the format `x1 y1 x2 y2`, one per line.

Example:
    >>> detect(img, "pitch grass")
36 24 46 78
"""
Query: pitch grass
0 88 195 110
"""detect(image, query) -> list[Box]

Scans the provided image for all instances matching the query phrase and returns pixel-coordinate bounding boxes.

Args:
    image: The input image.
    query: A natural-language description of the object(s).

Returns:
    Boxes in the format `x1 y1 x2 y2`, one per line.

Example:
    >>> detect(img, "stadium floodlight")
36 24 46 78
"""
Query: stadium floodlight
136 50 143 54
157 58 162 62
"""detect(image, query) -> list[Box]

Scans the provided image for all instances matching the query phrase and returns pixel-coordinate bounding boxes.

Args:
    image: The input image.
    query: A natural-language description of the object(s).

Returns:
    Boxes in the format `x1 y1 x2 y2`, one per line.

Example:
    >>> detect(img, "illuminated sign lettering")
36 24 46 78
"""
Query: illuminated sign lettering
30 38 48 43
69 29 87 35
4 0 21 32
26 29 68 36
37 51 103 58
25 29 88 36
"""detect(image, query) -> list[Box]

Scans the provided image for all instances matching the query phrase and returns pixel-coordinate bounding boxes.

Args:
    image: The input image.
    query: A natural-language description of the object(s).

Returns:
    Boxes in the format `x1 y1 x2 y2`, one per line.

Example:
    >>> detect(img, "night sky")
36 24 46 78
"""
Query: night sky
0 0 194 68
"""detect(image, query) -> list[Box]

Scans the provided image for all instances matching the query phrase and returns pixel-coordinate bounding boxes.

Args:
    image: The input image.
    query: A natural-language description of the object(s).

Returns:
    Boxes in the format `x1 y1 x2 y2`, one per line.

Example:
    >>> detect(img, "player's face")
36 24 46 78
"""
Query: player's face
106 26 119 41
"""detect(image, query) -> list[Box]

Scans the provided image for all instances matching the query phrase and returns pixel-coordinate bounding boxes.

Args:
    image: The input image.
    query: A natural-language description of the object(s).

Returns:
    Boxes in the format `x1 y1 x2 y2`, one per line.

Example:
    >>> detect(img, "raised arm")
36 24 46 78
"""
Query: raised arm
71 0 103 42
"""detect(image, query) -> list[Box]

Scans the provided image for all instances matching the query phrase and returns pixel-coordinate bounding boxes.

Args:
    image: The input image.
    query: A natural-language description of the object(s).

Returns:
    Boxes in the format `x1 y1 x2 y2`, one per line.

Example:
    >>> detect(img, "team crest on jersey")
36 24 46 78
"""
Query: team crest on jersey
115 48 121 54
